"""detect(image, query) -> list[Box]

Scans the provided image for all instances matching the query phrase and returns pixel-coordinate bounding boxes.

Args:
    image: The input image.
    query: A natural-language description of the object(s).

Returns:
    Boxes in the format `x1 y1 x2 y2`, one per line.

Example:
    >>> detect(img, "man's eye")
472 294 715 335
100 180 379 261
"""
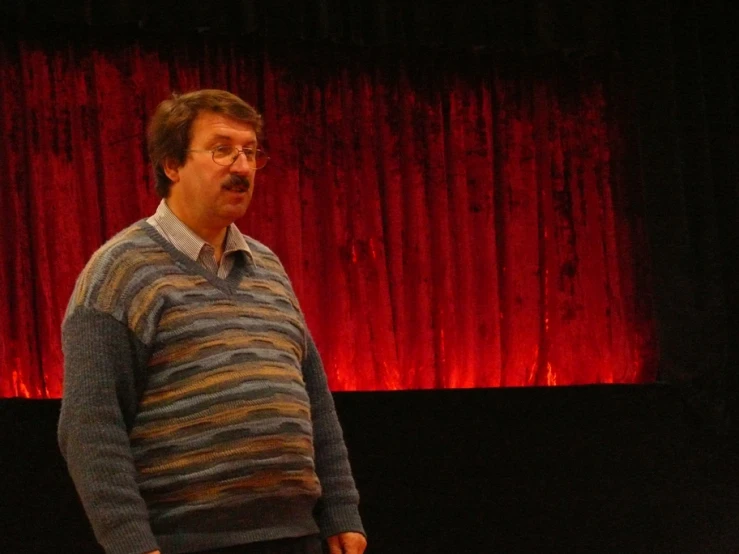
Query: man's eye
213 146 233 156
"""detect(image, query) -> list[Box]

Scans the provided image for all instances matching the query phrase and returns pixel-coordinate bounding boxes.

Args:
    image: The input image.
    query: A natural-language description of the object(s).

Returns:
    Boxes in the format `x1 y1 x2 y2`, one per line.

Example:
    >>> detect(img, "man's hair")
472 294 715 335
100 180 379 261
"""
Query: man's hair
147 89 264 198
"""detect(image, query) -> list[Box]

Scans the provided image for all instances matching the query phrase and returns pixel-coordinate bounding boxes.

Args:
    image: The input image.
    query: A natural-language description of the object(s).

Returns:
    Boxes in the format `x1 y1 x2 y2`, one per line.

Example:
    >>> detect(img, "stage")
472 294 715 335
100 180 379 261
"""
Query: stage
1 385 737 553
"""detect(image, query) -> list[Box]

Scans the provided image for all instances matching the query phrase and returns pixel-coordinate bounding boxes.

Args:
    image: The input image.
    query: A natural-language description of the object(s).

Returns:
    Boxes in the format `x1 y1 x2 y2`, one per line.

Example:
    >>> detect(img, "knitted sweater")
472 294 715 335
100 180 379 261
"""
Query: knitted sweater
58 222 363 554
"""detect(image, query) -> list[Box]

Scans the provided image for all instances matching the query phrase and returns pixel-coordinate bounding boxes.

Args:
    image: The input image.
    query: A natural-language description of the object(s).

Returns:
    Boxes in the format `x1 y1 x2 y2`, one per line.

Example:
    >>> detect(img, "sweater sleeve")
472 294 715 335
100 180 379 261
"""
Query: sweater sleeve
58 306 159 554
302 335 366 539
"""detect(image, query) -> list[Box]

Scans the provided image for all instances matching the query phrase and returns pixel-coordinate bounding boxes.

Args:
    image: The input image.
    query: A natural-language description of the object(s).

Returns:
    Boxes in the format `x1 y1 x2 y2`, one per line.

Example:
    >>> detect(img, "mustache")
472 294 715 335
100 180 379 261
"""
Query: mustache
222 175 251 190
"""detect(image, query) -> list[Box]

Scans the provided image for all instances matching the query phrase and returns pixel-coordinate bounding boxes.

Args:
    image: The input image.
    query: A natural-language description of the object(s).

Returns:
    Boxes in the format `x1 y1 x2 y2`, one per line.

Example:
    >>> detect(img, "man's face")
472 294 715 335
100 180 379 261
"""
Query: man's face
165 111 258 233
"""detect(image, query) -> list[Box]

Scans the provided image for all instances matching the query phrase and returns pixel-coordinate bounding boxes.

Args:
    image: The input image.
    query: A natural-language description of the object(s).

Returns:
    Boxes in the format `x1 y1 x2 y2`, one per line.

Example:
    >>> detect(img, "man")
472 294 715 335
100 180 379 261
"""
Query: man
58 89 367 554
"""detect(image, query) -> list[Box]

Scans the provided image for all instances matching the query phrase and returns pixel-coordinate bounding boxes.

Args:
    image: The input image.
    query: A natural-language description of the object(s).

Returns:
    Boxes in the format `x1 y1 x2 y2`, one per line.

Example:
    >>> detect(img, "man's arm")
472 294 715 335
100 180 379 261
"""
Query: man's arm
58 307 159 554
301 335 366 542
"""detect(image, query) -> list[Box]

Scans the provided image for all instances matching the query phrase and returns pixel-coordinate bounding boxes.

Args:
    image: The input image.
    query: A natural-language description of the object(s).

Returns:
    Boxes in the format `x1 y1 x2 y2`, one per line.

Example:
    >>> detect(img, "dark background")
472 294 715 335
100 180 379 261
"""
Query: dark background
2 388 739 553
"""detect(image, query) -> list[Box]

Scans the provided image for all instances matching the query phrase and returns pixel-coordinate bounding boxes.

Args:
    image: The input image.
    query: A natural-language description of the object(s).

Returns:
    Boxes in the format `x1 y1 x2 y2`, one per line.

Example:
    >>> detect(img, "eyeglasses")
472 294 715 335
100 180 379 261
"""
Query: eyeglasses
188 145 269 169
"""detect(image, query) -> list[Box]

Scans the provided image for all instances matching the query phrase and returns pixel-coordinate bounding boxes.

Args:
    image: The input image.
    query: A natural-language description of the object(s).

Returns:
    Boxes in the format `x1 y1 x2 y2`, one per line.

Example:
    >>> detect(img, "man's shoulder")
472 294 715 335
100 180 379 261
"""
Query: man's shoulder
71 221 169 308
242 234 285 269
242 234 275 256
65 221 171 338
85 221 162 273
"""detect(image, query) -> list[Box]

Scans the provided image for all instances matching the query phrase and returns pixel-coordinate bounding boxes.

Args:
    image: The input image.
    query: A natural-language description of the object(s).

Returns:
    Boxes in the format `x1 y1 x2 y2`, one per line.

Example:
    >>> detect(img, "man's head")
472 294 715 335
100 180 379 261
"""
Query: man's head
147 90 265 237
148 89 264 199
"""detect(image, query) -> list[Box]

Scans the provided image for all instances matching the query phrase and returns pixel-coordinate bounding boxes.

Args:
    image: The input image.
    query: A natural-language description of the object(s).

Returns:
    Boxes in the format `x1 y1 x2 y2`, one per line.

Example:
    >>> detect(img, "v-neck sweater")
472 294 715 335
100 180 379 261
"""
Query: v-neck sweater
58 221 363 554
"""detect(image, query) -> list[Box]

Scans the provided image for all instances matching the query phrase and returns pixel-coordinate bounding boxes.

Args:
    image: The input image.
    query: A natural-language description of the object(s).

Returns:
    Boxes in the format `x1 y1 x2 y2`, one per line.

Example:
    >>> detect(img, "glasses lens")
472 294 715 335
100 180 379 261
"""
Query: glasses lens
211 147 269 169
212 146 237 166
253 149 269 170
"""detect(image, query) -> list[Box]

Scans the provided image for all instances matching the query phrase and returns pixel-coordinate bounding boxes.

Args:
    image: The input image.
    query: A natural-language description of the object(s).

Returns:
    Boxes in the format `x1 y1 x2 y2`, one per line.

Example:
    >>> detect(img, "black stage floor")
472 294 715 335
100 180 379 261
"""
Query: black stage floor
1 385 737 553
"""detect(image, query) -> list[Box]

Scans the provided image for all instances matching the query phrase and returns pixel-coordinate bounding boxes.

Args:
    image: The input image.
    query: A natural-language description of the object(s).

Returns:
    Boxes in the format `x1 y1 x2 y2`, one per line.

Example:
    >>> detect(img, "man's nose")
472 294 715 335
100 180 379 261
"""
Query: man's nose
230 150 253 173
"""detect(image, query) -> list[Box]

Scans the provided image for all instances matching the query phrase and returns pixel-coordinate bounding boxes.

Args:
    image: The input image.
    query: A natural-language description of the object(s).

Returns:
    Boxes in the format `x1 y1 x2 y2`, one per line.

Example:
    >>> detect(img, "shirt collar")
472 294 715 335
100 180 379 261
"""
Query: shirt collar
152 200 254 264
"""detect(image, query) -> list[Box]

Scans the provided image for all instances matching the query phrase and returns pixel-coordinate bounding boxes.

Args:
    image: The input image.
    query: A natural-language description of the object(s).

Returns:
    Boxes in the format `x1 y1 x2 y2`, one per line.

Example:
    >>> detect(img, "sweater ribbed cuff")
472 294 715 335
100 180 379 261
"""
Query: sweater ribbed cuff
318 503 366 539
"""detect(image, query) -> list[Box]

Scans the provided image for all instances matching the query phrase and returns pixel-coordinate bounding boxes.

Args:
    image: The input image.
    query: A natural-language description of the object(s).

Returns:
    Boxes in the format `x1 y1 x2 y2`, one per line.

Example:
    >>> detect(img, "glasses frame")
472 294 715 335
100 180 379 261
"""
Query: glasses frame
188 146 270 170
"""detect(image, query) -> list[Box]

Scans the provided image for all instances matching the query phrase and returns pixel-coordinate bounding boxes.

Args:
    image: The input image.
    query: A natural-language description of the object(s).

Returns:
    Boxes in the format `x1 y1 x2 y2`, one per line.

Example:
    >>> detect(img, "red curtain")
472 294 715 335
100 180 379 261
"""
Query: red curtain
0 39 657 397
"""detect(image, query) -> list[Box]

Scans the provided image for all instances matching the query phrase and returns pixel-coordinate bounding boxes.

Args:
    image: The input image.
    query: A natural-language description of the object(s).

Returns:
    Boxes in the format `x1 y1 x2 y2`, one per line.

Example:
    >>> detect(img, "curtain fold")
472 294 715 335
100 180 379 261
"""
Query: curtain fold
0 38 657 396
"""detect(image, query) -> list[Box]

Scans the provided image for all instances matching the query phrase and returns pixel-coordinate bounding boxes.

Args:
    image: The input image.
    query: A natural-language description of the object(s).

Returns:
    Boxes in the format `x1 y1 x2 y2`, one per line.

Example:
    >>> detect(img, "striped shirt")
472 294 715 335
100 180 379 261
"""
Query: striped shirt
147 200 253 279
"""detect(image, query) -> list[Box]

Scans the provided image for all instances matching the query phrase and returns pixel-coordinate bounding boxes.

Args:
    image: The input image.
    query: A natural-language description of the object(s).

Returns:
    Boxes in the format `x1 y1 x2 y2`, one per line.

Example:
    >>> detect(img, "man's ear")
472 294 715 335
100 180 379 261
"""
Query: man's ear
163 157 181 183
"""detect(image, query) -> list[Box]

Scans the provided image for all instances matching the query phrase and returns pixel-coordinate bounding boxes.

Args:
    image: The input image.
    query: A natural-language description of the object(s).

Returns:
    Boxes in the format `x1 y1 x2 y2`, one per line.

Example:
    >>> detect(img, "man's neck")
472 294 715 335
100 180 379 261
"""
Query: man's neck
164 200 229 258
195 226 228 254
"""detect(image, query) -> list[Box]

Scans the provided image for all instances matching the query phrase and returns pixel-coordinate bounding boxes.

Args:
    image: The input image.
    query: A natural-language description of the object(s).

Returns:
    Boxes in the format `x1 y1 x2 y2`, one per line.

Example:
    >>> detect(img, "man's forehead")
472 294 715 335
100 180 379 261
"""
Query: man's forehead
192 112 256 138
